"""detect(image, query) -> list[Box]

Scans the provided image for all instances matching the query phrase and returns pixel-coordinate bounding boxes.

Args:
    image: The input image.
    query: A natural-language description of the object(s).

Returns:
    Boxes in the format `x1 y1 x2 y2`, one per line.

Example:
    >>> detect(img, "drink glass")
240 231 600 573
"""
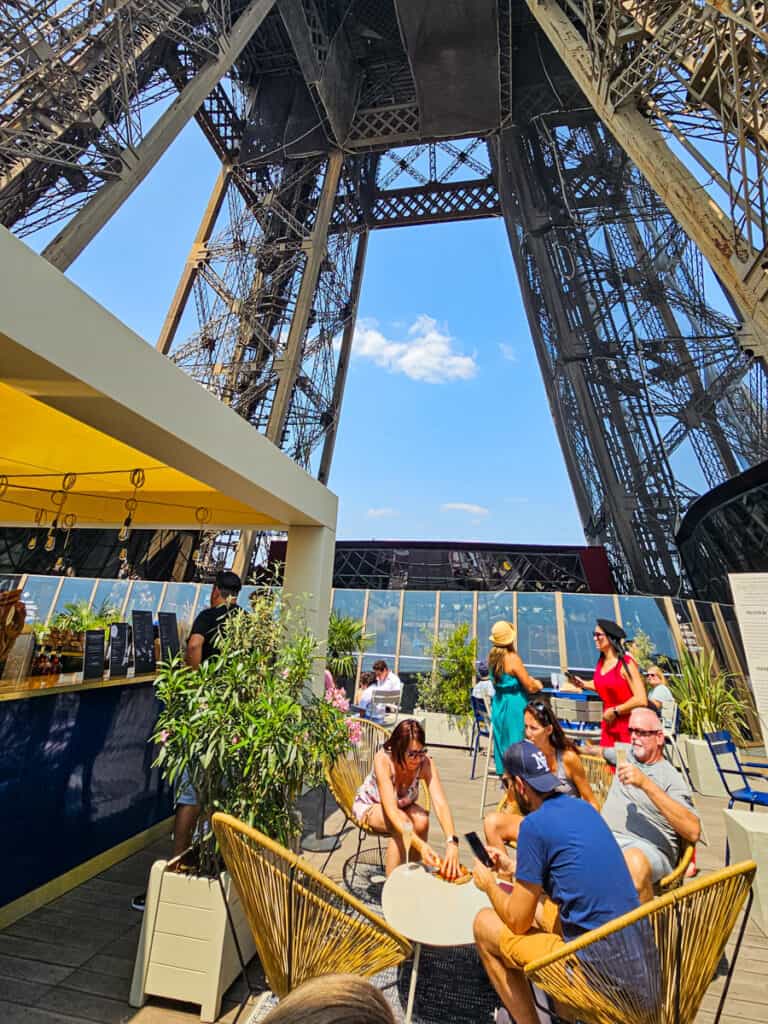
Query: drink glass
615 743 630 768
402 821 414 866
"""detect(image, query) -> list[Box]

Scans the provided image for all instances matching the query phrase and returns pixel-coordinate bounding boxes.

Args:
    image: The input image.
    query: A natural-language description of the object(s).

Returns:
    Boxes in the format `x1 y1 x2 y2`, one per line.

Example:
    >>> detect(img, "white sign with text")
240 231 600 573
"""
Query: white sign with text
729 573 768 747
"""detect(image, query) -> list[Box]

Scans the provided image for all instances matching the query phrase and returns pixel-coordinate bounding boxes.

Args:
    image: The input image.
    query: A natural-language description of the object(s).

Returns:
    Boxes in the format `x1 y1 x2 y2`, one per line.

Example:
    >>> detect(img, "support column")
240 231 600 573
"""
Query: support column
525 0 768 353
282 524 336 696
41 0 276 271
233 150 343 576
157 167 231 354
318 229 368 485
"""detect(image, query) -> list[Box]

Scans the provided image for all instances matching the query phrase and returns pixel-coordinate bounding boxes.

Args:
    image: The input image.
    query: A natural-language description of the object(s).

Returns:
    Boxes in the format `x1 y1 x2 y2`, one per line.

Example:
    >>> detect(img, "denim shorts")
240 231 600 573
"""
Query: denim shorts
175 766 198 807
614 833 673 882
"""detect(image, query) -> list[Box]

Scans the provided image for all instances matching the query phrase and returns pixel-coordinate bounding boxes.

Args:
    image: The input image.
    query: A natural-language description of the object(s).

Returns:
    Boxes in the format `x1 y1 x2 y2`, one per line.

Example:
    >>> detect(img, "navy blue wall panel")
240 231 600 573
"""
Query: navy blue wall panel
0 682 172 907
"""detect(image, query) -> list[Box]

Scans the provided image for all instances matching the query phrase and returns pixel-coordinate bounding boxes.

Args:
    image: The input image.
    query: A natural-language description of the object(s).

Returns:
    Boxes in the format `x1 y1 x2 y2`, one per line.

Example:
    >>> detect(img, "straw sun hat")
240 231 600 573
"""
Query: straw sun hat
490 620 516 647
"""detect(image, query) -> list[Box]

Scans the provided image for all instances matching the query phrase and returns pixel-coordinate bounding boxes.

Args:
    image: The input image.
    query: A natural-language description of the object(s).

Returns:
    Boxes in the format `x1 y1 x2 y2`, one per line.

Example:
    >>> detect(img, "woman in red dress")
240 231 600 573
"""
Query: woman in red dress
572 618 646 747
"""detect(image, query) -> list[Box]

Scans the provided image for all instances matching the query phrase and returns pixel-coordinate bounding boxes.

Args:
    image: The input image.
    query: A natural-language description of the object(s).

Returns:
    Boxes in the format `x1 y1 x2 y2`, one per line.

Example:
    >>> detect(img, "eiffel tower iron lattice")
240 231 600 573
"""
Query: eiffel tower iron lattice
1 0 767 593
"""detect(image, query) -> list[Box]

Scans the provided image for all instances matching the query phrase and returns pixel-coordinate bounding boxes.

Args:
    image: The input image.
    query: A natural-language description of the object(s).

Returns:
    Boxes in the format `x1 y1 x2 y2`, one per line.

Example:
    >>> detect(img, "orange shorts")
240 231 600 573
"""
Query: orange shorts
499 898 564 968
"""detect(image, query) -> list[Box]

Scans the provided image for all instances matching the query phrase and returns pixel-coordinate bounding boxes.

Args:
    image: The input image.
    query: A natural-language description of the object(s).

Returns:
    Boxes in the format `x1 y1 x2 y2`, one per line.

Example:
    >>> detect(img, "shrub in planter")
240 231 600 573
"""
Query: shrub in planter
326 612 372 698
152 589 352 874
416 623 477 718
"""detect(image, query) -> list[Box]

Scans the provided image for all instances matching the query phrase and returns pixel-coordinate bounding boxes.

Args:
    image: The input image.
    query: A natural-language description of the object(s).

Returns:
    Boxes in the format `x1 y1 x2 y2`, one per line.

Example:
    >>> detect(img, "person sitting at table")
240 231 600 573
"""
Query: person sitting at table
645 664 675 713
472 741 640 1024
355 659 402 714
351 718 461 878
484 699 599 848
595 707 701 901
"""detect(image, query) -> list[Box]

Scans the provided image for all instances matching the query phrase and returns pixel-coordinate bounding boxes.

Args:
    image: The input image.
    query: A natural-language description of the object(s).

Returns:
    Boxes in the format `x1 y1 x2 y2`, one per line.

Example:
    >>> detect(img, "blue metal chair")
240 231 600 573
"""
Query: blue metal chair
469 695 492 780
704 730 768 862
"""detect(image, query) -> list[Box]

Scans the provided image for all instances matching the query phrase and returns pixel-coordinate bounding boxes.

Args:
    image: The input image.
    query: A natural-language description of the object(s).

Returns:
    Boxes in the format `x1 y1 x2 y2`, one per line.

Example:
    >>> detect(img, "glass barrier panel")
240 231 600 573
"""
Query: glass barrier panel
517 592 559 674
438 592 474 641
562 593 616 670
618 595 677 663
397 659 432 714
125 581 164 618
0 575 21 592
400 591 437 657
364 591 400 658
236 585 257 609
331 589 366 621
50 577 96 619
476 593 514 661
161 583 200 634
92 579 130 617
21 575 61 625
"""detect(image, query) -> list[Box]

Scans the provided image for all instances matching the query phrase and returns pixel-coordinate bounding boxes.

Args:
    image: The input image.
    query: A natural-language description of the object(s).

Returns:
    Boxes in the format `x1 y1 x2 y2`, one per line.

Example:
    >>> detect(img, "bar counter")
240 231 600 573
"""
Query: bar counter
0 669 172 918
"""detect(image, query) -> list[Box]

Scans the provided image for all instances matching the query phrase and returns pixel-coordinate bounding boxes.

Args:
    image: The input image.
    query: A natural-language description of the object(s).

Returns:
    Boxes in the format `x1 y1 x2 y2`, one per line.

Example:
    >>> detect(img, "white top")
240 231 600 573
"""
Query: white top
358 671 402 708
472 679 495 700
381 864 490 946
649 683 674 706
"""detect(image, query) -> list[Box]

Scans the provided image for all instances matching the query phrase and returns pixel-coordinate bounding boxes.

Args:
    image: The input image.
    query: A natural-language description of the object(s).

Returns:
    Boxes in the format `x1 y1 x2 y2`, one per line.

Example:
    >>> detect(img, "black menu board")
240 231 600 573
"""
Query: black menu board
108 622 130 678
131 610 156 675
82 629 106 681
158 612 180 662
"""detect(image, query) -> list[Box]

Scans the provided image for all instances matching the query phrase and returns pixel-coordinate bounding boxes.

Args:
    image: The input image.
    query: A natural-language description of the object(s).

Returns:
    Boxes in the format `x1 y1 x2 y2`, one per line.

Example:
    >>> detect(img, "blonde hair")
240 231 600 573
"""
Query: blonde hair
261 975 395 1024
488 642 515 682
647 664 666 683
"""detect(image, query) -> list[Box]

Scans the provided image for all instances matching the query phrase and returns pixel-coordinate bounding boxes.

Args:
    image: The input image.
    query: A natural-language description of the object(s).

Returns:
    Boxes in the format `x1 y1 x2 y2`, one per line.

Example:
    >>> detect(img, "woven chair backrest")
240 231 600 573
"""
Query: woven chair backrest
525 860 756 1024
324 719 389 819
212 813 411 999
581 754 614 810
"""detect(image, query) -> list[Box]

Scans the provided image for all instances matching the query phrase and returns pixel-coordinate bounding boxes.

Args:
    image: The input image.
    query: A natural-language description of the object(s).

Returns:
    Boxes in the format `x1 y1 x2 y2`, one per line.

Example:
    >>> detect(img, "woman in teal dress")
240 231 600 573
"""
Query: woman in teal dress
488 620 543 775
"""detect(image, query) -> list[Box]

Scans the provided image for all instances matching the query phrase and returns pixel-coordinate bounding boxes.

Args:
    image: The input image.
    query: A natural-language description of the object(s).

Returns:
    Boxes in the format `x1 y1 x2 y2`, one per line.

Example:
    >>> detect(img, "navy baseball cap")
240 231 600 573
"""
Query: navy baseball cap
502 741 561 793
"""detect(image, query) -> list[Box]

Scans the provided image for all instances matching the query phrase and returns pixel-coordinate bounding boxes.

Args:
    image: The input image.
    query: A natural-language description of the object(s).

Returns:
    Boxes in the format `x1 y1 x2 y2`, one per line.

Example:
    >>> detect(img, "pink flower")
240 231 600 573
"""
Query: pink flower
347 719 362 745
159 730 169 744
231 735 240 745
281 668 290 678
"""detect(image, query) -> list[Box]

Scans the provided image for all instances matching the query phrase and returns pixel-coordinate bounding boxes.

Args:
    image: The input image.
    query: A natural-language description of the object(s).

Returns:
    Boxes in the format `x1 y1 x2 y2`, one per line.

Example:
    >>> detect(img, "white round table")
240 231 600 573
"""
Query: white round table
381 864 491 1023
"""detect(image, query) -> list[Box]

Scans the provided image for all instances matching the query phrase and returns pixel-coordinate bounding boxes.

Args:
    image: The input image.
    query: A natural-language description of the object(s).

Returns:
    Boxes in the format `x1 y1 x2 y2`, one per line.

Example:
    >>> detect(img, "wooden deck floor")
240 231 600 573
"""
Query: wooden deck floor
0 746 765 1023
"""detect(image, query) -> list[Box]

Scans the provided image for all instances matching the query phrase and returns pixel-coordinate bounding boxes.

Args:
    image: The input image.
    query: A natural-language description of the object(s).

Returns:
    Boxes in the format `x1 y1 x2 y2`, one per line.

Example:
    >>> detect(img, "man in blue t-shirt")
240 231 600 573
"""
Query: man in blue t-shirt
472 741 640 1024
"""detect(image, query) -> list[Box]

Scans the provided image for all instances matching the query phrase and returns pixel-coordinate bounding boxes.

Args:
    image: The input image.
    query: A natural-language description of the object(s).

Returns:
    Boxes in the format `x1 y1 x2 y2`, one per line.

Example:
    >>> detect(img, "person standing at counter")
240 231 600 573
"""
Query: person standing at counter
132 570 242 911
569 619 646 749
488 621 543 776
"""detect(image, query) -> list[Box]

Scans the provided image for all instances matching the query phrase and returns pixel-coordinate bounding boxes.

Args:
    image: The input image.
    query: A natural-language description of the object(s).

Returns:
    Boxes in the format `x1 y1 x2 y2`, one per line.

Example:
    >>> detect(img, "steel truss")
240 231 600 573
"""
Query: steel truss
494 114 766 591
1 1 768 591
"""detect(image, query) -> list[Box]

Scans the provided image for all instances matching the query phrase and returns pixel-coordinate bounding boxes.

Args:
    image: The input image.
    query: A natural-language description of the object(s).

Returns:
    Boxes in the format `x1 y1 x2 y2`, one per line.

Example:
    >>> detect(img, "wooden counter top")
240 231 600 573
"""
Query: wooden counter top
0 672 157 703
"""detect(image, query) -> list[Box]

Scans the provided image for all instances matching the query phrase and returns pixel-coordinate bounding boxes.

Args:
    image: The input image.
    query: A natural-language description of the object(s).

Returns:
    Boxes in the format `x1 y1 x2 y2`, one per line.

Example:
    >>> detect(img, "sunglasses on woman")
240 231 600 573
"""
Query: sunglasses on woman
528 700 554 722
406 747 429 759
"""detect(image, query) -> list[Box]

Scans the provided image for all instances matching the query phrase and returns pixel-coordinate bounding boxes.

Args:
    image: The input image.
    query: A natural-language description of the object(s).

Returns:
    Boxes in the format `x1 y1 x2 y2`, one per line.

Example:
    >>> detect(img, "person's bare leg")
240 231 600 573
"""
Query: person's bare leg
623 847 654 903
484 811 522 851
473 908 539 1024
172 803 200 857
364 805 412 876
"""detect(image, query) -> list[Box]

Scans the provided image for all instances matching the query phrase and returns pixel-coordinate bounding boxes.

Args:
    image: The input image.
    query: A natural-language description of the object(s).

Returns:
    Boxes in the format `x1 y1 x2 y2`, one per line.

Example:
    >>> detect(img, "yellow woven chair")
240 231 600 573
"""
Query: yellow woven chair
212 813 412 1007
324 717 430 883
523 859 756 1024
580 754 614 809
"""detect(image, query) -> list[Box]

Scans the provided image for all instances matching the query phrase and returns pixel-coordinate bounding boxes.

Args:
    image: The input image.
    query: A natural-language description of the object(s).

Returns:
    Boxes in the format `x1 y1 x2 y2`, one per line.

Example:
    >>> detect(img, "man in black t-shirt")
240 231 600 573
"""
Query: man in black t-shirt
186 570 242 667
133 571 242 910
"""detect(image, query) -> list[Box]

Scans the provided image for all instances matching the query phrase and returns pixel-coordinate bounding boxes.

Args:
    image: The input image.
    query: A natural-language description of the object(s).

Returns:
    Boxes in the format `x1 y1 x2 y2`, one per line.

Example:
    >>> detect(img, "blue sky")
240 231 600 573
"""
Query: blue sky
27 119 585 546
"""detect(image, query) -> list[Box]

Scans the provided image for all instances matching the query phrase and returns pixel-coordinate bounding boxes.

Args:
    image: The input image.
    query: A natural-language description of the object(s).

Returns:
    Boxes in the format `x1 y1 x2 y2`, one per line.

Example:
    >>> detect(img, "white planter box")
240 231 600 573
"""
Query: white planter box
130 858 256 1022
684 736 727 797
418 709 473 749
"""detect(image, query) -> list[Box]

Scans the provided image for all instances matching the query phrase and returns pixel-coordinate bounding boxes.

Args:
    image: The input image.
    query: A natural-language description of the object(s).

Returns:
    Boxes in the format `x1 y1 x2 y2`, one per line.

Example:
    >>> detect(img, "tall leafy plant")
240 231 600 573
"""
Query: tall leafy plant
326 613 373 682
669 648 746 739
417 623 477 717
153 589 351 875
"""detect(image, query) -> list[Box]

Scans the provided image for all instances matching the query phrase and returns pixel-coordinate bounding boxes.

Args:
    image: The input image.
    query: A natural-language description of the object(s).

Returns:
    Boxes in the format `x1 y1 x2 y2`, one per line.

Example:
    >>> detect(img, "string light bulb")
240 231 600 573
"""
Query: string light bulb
44 529 56 552
119 547 128 562
27 535 37 550
54 556 65 572
118 516 132 542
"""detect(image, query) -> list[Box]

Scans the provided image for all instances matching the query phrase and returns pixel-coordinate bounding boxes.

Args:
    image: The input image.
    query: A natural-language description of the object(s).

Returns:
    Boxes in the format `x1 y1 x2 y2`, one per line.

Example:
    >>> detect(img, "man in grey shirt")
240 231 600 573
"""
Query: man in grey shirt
600 707 701 901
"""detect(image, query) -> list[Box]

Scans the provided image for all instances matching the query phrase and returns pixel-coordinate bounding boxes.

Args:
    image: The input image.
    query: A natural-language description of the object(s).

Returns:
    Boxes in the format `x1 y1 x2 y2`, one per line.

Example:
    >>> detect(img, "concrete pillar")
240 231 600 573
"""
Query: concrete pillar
282 524 335 696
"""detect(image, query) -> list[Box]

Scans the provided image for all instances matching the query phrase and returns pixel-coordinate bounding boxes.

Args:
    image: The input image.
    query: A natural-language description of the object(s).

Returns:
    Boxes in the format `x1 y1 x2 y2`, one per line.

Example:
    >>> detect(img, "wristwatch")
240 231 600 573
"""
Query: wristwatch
446 835 459 845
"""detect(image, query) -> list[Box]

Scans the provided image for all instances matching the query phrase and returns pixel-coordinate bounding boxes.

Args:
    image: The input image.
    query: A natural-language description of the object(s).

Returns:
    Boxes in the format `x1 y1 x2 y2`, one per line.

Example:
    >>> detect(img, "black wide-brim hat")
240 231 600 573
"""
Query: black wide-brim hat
596 618 626 641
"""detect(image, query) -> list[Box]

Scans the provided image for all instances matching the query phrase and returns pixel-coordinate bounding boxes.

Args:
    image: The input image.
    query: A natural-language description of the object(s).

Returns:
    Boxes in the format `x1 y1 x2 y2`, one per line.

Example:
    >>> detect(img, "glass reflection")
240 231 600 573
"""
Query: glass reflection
401 592 437 657
438 593 473 641
618 596 676 661
332 589 366 622
477 593 514 659
365 591 400 657
563 594 615 669
51 578 95 618
125 581 164 617
21 575 61 625
161 583 200 634
517 593 559 673
92 579 129 618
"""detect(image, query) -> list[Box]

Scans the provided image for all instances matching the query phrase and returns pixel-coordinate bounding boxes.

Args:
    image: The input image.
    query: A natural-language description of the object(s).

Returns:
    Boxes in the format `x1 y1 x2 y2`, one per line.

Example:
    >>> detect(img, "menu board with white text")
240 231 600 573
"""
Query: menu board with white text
728 573 768 746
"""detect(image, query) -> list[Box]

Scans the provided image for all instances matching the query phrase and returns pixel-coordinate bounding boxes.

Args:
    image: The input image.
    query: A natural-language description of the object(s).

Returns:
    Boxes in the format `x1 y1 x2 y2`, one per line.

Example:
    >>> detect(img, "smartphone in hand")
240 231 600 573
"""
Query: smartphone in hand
464 831 494 869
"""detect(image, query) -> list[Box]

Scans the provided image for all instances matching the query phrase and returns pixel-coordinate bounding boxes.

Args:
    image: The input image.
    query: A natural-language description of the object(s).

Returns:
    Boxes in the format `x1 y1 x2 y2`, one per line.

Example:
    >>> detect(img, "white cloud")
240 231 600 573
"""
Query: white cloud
499 342 518 363
441 502 489 517
352 315 477 383
367 507 399 518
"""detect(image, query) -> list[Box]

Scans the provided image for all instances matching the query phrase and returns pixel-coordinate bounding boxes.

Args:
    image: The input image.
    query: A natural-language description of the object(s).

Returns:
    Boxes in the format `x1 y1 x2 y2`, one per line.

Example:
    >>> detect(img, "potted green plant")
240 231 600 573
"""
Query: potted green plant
326 612 372 698
670 649 746 796
130 588 352 1022
415 623 477 748
43 599 120 652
